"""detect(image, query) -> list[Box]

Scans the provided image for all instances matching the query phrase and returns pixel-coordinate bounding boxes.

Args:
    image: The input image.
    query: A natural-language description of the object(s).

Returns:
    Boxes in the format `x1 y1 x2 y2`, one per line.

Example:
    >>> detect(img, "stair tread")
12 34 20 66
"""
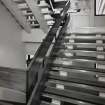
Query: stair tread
44 86 105 105
49 72 105 88
42 93 95 105
46 79 105 94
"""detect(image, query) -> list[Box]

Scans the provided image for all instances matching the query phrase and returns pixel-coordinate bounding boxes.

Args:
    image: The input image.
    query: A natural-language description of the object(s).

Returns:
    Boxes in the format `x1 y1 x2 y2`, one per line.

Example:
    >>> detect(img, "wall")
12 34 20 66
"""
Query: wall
22 29 46 42
22 29 46 55
0 2 26 69
67 0 105 33
67 0 92 32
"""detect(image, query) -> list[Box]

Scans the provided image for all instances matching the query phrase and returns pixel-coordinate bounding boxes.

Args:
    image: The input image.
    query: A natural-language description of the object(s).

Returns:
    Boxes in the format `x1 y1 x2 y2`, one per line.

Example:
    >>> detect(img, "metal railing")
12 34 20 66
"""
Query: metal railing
26 1 70 105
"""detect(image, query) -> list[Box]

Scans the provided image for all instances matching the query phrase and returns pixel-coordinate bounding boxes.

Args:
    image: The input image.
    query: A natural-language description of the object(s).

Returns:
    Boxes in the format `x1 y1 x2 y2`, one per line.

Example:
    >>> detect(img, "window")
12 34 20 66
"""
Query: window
95 0 105 15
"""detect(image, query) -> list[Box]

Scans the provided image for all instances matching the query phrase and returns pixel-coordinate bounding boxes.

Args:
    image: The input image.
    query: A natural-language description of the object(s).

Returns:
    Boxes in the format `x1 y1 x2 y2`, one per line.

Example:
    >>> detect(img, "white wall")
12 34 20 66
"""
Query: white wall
22 29 46 55
0 2 26 69
22 29 46 42
67 0 92 33
24 43 40 55
67 0 105 33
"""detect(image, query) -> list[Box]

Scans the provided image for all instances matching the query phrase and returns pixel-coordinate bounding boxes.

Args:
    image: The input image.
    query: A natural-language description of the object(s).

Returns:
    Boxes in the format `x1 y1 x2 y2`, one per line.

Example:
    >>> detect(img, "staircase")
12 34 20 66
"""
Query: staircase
26 1 105 105
13 0 68 30
13 0 40 28
13 0 56 28
41 33 105 105
38 0 54 27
